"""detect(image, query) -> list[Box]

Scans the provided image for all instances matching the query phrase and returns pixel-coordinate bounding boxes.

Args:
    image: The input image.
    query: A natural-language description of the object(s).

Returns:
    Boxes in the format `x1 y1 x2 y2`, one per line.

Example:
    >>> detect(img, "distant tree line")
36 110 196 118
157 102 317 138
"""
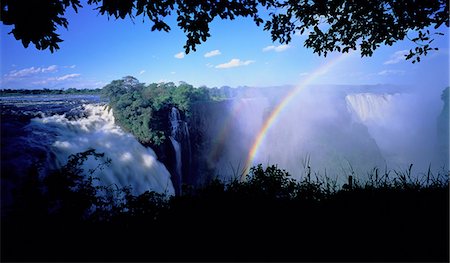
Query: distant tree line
0 88 102 96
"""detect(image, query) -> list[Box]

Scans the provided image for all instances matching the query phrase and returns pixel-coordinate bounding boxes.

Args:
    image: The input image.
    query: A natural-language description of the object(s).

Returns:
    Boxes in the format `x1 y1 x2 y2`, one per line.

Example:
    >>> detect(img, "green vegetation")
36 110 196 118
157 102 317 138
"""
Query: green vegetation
0 88 102 96
3 150 448 261
101 76 210 145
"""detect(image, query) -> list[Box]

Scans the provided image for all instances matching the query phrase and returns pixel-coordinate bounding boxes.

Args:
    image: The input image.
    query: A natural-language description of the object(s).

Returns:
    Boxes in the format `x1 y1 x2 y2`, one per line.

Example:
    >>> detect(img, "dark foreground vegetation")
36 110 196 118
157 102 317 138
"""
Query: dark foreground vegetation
2 150 449 262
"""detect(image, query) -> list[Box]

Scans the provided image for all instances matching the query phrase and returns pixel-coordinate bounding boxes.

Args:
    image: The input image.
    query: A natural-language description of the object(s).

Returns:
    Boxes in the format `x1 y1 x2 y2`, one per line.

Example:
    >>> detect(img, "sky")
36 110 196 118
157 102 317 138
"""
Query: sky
0 2 449 90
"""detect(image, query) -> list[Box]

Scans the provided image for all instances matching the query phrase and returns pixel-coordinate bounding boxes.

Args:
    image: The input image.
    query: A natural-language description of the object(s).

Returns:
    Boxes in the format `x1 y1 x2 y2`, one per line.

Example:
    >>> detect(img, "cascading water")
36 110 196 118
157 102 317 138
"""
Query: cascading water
169 136 182 194
27 104 175 196
183 121 192 172
345 93 394 123
168 107 191 195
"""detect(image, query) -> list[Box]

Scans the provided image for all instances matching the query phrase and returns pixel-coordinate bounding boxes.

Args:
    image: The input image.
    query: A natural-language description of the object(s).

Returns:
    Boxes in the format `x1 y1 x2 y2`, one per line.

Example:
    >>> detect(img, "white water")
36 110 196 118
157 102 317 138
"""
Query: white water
169 107 185 194
169 136 182 193
170 107 182 135
28 104 175 196
346 93 394 123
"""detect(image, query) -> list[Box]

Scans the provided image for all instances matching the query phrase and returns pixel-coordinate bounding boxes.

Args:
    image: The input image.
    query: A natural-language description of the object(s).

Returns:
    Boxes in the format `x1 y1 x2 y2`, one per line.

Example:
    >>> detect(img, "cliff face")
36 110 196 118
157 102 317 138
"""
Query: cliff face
150 101 233 190
188 99 270 184
188 101 228 185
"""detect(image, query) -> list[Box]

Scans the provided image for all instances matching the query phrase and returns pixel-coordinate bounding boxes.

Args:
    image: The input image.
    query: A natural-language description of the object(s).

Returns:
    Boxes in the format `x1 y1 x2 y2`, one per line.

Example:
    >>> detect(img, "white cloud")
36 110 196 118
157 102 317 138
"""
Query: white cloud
299 72 309 77
1 68 101 89
215 59 255 69
65 65 76 69
56 74 81 81
42 65 58 73
139 70 146 75
30 74 81 85
377 70 406 76
8 67 41 78
384 50 409 65
204 49 221 58
262 44 290 52
4 65 59 78
174 52 185 59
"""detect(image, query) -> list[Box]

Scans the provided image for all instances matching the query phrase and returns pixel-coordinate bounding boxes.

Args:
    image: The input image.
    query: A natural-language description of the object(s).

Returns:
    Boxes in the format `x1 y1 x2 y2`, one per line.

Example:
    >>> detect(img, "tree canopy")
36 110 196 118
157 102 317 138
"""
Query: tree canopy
102 76 210 145
1 0 448 62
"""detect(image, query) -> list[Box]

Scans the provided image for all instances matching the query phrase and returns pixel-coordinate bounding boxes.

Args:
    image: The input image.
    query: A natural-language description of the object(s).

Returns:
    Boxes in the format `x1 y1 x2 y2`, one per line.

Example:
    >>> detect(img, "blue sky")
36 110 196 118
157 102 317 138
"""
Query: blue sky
1 3 449 90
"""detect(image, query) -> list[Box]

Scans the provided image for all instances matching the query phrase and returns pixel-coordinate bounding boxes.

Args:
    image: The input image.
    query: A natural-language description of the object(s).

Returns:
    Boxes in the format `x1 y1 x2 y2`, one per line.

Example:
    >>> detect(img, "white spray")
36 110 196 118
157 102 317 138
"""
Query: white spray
168 107 189 194
27 104 175 196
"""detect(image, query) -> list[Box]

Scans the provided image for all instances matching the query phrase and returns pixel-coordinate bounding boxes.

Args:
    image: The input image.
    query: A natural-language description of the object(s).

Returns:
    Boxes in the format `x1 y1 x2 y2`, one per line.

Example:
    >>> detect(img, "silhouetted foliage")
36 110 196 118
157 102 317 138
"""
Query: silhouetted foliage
2 149 449 261
264 0 448 63
1 0 447 62
43 149 111 220
0 0 82 52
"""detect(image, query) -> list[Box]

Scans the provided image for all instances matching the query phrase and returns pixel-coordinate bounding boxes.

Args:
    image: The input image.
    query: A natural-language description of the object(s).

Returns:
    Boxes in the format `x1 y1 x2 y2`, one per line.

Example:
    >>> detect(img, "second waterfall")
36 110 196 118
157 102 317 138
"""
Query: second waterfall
168 107 191 195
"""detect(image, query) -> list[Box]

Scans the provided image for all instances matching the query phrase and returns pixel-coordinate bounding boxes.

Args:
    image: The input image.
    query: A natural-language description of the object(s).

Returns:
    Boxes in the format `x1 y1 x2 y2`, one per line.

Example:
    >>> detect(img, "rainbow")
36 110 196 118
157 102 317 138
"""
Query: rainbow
242 53 352 178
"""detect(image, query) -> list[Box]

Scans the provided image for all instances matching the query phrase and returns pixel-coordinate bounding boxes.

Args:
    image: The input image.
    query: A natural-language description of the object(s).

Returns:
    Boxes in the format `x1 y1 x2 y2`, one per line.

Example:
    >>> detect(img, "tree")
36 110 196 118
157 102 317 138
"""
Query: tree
264 0 449 63
102 77 212 145
1 0 448 62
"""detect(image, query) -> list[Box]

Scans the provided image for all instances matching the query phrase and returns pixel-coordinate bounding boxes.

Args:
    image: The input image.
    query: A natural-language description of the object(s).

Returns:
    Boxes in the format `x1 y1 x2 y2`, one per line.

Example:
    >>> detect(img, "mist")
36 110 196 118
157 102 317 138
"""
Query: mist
203 84 448 182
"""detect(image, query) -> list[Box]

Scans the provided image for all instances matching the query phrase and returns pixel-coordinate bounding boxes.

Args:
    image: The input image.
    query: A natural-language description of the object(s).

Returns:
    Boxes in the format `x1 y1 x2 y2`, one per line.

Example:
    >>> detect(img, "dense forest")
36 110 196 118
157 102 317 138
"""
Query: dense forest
101 76 211 146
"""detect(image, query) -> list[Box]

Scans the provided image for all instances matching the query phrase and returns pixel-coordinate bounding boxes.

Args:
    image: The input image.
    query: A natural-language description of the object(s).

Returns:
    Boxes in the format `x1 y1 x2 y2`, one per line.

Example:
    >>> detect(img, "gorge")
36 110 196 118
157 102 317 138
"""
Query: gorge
1 81 448 200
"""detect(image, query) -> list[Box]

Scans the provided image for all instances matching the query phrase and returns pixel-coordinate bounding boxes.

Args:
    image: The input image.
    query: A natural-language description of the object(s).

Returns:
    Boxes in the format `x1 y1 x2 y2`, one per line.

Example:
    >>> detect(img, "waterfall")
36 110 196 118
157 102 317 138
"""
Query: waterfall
183 121 192 173
169 106 182 135
26 104 175 196
168 107 191 195
169 136 182 194
345 93 394 123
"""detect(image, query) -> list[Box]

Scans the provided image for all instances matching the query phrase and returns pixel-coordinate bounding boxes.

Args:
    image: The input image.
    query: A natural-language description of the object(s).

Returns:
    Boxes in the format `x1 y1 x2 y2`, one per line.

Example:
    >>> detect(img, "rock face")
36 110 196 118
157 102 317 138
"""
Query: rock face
188 100 243 185
188 98 270 184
